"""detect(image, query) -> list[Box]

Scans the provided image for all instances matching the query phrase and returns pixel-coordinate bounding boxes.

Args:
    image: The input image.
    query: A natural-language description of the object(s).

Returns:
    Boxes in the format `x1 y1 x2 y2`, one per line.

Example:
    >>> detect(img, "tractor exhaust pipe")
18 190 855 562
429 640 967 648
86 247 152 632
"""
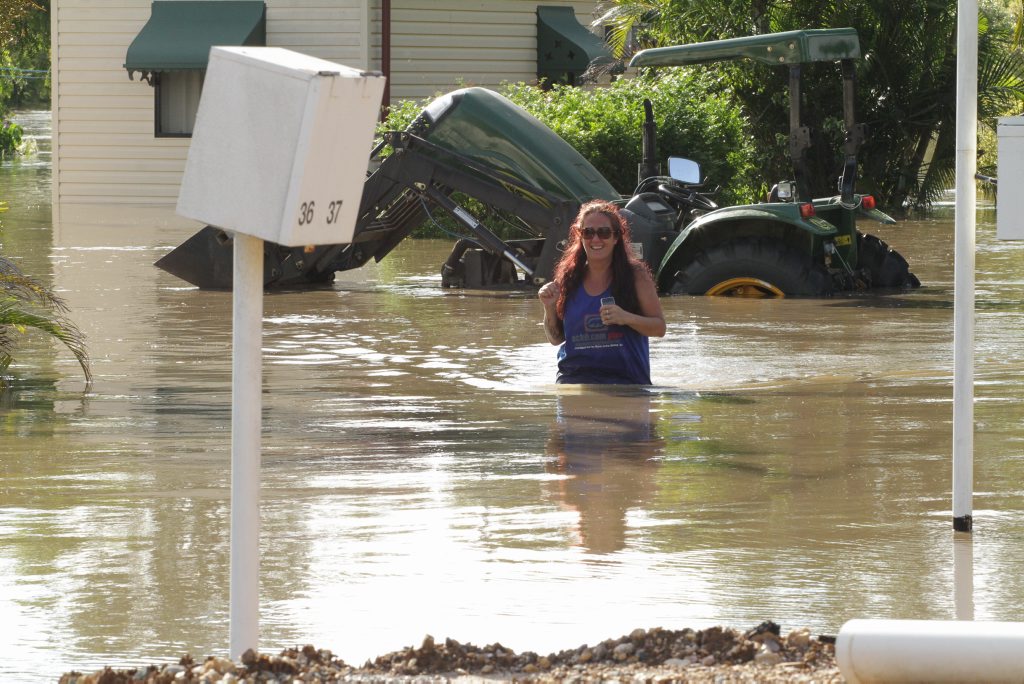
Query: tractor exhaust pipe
638 99 659 184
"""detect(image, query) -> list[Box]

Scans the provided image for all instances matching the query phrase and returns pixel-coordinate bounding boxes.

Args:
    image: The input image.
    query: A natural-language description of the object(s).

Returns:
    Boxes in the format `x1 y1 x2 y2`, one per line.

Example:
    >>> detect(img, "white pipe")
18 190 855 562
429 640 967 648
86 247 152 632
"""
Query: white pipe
229 232 264 658
837 619 1024 683
952 0 978 532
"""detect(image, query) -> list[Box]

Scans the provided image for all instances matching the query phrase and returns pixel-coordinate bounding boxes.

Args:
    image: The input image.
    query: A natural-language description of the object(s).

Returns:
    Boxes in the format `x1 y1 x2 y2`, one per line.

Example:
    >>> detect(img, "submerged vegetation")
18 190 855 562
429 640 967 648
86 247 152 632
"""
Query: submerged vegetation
0 255 91 387
2 2 84 386
0 117 23 158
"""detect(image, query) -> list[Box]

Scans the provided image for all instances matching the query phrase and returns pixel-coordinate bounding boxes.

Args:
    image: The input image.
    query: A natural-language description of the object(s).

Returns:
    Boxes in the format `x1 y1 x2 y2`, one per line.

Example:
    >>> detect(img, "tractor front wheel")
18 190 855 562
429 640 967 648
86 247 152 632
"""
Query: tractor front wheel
670 238 832 297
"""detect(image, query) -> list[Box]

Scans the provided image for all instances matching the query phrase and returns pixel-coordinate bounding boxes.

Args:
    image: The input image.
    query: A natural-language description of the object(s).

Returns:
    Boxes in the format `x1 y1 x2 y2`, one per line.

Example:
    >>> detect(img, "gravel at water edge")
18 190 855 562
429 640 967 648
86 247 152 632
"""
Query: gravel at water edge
59 622 844 683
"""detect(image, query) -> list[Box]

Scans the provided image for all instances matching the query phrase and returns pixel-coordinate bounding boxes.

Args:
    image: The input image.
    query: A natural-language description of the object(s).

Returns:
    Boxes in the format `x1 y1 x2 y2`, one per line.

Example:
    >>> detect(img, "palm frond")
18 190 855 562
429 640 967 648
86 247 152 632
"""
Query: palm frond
0 299 92 385
0 256 91 386
593 0 663 58
0 256 69 312
977 47 1024 117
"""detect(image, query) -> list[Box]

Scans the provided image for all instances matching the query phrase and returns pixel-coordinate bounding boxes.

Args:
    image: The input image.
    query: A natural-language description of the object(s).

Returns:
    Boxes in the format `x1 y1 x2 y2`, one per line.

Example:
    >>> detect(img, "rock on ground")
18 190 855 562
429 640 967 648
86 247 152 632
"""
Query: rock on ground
59 622 844 683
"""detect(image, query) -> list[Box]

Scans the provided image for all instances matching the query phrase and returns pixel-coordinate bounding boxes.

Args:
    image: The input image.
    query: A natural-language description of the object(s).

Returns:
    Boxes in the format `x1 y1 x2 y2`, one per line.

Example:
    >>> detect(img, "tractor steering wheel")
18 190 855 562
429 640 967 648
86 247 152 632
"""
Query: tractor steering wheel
658 181 717 213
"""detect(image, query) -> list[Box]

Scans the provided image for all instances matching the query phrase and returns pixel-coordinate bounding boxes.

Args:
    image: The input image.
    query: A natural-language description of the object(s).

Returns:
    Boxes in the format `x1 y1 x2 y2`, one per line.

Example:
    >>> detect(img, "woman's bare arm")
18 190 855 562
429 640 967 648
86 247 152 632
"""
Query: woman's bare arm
538 281 565 344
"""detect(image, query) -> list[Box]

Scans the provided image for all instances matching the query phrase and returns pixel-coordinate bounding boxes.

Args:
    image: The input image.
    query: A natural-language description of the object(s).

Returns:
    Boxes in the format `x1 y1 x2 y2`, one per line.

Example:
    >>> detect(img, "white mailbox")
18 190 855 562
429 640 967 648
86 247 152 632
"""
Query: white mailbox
177 46 385 246
997 116 1024 240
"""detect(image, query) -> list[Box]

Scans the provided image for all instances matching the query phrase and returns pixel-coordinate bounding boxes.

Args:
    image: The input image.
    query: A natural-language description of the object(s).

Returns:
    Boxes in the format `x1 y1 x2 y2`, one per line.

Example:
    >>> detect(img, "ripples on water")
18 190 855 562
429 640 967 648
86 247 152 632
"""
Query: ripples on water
2 111 1024 680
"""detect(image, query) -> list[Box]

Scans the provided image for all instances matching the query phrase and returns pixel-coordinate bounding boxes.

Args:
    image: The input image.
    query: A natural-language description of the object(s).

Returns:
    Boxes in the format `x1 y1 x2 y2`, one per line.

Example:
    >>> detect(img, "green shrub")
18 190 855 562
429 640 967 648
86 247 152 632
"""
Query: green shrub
503 73 758 204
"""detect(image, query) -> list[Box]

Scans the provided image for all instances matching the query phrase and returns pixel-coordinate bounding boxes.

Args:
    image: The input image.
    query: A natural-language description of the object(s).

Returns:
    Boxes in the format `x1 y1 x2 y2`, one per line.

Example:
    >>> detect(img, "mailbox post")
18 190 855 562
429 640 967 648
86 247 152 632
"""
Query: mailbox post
176 46 384 658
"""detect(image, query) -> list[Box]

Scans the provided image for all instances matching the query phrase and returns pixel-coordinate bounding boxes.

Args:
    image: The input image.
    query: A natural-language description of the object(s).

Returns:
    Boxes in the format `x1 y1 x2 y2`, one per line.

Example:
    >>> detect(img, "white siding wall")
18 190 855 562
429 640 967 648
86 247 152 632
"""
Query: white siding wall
53 0 178 225
267 0 368 67
52 0 601 222
381 0 602 101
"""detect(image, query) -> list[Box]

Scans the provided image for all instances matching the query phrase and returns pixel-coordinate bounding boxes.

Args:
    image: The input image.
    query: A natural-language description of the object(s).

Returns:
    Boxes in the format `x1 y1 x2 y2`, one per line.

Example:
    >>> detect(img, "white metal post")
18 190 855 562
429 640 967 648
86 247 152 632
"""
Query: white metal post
952 0 978 533
229 232 263 657
174 47 384 662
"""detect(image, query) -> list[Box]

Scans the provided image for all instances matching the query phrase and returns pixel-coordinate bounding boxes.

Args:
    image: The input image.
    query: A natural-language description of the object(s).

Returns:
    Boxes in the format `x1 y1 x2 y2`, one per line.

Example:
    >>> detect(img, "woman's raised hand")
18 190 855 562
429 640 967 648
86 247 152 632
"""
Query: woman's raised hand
538 281 561 308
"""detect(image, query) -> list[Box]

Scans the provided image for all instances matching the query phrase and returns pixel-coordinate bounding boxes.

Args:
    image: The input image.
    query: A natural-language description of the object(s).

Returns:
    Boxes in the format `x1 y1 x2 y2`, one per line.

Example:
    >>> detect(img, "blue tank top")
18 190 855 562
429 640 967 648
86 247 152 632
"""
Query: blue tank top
556 286 651 385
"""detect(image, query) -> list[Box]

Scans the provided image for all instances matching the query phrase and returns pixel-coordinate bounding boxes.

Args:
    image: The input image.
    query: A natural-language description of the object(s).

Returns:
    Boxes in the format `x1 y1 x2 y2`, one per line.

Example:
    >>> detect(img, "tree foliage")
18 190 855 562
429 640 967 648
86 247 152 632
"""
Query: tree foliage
598 0 1024 214
0 0 42 42
1 0 49 112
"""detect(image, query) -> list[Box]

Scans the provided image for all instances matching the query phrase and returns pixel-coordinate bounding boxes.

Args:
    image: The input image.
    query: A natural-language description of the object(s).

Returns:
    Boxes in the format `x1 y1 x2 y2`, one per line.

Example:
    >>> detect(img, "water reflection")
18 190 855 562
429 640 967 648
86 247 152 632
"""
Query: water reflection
544 388 665 553
953 533 974 621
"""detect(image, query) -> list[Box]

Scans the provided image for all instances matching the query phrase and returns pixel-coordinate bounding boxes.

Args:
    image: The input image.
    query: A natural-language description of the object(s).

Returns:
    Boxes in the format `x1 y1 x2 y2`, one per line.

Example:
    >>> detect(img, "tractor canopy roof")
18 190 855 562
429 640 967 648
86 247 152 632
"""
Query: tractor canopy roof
629 28 860 68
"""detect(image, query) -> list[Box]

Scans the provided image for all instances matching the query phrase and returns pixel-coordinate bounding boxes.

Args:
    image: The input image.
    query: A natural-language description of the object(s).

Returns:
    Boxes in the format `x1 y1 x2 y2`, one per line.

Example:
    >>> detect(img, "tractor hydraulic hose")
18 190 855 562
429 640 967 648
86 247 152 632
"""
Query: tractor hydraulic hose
441 238 476 279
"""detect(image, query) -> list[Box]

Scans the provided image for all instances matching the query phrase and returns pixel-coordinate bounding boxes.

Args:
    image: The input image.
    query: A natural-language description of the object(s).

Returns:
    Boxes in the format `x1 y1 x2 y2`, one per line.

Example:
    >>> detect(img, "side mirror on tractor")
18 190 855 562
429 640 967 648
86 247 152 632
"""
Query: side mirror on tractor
668 157 701 185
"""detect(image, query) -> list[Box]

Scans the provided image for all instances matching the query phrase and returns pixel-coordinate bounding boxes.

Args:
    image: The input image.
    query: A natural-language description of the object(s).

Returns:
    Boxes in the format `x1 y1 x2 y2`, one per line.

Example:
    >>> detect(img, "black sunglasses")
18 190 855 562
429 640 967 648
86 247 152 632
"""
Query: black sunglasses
581 226 618 239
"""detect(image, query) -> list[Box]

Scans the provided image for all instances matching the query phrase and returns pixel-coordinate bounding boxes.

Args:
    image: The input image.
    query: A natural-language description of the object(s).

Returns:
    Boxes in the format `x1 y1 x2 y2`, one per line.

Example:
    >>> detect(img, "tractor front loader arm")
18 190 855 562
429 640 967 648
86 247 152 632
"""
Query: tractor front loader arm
155 130 580 289
320 131 582 284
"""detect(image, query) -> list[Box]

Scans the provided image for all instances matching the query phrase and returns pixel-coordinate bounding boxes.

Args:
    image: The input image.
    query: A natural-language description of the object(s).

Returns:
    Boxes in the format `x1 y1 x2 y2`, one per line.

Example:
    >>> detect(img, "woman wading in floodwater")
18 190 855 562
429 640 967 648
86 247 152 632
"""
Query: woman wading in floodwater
538 200 666 384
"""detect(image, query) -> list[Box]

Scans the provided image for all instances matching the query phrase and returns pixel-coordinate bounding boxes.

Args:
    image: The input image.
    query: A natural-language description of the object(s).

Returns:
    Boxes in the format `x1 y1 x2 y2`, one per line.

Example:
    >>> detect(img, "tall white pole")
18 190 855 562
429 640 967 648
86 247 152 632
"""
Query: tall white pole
952 0 978 533
230 232 264 656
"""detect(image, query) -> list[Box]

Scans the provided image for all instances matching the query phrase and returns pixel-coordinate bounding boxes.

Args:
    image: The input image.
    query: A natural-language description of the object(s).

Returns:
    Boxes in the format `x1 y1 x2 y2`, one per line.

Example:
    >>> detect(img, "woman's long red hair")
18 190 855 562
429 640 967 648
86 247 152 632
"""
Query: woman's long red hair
552 200 649 324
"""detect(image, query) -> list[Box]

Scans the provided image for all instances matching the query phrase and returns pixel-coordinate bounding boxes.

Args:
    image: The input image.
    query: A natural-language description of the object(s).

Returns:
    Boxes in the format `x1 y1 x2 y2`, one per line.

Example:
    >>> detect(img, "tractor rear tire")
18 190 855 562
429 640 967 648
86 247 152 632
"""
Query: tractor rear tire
670 238 832 297
857 232 921 289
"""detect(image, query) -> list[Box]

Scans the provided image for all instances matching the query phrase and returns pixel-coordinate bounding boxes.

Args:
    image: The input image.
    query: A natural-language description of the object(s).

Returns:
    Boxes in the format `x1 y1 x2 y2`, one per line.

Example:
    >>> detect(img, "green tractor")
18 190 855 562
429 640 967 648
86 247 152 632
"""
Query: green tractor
630 27 918 296
157 28 918 297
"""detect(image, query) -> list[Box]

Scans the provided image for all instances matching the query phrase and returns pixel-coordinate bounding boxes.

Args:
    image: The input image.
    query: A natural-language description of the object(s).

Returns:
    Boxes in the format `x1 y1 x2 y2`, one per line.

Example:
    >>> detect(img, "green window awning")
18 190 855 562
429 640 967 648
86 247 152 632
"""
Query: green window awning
536 5 612 85
125 1 266 76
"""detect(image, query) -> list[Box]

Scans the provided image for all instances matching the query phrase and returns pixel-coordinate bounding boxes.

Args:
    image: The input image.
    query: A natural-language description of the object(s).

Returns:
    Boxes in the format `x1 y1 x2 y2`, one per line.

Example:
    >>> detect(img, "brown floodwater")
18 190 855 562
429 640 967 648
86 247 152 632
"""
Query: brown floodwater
2 111 1023 680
